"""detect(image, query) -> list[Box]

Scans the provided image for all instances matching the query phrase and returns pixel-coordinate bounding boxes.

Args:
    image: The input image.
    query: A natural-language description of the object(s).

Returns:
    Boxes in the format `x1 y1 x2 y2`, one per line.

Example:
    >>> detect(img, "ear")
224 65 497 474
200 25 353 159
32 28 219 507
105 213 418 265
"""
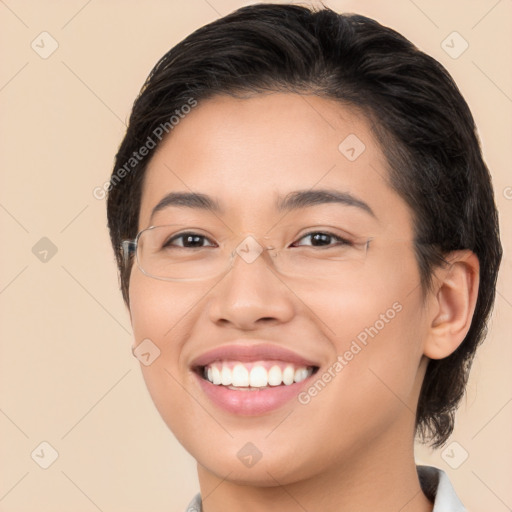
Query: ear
423 250 480 360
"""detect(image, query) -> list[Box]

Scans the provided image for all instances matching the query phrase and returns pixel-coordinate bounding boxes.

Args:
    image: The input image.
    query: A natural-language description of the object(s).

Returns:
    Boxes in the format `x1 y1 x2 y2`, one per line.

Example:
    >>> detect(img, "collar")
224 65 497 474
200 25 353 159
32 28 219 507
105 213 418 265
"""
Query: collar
417 465 467 511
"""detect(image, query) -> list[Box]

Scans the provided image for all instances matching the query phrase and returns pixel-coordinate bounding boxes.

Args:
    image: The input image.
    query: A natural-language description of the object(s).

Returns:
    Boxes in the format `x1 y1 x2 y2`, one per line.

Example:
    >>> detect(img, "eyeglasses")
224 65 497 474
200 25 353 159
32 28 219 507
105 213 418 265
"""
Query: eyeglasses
122 224 373 282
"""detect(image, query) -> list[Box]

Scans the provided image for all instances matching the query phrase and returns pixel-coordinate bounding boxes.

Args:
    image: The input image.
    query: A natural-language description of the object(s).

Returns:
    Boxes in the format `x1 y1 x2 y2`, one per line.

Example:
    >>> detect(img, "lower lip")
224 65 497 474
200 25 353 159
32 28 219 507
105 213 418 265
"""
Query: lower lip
194 371 314 415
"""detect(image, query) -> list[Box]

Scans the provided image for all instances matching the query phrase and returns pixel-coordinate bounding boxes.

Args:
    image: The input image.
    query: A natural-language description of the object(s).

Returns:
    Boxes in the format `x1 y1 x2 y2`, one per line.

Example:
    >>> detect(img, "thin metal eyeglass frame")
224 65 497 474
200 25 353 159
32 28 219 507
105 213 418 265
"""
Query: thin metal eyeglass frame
121 225 373 282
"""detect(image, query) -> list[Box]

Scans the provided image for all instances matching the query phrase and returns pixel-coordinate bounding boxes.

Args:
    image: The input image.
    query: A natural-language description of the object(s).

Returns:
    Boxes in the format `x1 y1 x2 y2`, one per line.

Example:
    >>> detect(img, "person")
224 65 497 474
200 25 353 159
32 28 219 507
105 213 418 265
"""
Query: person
106 3 502 511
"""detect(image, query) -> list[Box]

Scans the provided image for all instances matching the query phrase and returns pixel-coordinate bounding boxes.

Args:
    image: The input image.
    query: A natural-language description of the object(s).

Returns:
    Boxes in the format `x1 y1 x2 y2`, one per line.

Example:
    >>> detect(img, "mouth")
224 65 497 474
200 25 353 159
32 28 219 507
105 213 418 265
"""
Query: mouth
190 343 321 415
194 360 319 390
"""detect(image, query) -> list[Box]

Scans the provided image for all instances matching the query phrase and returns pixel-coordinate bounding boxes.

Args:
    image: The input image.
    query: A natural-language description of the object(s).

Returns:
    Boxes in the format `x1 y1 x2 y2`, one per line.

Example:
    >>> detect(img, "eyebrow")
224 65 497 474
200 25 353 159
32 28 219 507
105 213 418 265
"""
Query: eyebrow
150 192 223 222
276 189 375 217
149 188 375 222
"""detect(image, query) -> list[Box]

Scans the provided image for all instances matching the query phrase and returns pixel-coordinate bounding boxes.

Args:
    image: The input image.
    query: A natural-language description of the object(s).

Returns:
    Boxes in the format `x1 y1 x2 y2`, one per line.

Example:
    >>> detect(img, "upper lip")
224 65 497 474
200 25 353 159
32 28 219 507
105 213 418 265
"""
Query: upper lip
190 342 320 368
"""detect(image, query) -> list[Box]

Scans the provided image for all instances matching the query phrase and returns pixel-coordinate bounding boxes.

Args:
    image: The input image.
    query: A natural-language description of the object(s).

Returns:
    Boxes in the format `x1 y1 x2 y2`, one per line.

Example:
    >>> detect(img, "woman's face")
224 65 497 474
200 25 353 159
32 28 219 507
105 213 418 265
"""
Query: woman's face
128 93 430 485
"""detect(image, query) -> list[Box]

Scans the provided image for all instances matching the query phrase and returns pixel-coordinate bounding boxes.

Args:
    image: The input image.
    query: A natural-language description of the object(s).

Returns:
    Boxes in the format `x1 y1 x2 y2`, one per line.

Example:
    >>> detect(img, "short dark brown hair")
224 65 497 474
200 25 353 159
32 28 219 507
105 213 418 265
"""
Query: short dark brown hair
106 3 502 447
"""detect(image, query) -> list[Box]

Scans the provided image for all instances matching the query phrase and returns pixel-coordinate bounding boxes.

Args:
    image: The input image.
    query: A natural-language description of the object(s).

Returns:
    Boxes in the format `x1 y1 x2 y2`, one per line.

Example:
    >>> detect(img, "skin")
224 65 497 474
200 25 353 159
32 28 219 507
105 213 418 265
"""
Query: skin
127 93 479 512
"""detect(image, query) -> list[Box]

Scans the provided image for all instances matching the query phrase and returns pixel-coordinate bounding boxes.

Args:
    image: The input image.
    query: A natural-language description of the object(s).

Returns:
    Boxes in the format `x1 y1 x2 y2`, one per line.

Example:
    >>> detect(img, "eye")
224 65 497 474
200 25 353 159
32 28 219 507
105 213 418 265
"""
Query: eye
291 231 353 248
164 232 216 249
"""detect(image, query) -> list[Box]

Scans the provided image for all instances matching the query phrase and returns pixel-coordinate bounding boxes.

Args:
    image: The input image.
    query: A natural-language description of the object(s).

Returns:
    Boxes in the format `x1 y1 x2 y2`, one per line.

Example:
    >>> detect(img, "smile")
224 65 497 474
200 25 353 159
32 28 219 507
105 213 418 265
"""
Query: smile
201 360 315 389
190 343 321 415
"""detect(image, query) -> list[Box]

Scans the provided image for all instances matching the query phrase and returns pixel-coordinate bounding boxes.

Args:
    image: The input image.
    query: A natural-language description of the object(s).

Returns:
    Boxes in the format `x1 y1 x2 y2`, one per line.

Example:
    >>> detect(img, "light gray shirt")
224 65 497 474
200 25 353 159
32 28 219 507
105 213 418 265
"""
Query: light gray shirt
184 465 466 511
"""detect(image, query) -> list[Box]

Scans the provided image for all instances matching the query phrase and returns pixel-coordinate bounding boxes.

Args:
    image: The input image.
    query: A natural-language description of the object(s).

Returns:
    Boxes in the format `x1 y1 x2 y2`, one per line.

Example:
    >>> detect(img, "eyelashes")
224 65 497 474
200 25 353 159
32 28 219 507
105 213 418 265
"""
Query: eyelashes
163 230 354 250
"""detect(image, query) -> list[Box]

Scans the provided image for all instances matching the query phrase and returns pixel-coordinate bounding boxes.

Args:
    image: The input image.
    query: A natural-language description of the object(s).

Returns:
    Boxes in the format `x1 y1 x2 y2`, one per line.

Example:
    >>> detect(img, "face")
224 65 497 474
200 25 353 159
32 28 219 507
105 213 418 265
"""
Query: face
128 93 430 486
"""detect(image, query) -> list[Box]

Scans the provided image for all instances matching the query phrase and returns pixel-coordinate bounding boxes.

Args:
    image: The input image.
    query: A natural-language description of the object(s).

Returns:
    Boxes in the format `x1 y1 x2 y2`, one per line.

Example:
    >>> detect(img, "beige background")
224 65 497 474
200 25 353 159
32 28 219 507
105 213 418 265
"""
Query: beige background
0 1 510 511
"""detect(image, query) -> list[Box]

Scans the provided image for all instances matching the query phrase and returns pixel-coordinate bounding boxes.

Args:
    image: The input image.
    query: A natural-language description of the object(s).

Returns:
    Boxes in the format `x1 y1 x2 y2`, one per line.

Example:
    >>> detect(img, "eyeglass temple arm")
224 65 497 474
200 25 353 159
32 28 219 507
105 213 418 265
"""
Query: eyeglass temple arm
121 240 136 265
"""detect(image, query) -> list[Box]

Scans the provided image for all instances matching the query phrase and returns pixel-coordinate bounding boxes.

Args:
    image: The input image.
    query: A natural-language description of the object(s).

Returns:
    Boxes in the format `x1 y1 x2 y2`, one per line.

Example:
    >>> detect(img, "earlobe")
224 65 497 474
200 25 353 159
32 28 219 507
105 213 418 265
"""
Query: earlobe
424 250 480 360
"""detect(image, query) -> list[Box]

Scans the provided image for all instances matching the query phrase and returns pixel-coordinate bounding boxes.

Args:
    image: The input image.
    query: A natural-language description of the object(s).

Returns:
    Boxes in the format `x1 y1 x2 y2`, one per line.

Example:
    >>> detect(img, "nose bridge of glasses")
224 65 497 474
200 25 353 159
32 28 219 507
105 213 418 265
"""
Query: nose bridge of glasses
230 234 277 268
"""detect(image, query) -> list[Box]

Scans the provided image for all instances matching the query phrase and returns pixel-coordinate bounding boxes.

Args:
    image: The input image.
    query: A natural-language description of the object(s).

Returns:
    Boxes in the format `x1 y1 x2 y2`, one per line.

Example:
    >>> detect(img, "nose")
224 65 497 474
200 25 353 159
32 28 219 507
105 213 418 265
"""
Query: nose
207 249 295 331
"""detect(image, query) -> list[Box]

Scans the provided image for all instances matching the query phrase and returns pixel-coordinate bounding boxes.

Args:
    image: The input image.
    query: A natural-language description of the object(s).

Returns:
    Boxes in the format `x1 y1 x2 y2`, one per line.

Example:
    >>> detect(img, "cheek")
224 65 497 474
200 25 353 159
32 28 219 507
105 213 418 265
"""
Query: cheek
295 246 422 349
293 248 426 417
279 294 425 478
128 268 206 342
127 271 206 430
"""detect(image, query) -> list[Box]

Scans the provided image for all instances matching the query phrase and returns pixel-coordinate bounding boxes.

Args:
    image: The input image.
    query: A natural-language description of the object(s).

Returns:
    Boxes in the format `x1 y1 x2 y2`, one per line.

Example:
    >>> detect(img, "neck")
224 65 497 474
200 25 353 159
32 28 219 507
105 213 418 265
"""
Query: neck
195 428 433 512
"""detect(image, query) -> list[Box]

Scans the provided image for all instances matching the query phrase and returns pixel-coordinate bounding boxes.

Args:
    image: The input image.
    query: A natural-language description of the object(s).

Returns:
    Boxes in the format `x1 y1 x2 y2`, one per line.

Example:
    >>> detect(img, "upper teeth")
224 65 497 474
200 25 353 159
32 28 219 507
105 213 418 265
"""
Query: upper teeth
203 361 313 388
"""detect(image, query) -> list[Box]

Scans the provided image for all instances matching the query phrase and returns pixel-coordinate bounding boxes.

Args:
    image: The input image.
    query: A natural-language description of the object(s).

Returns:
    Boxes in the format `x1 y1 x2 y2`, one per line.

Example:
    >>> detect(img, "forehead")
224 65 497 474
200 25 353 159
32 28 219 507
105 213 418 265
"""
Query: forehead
139 93 412 236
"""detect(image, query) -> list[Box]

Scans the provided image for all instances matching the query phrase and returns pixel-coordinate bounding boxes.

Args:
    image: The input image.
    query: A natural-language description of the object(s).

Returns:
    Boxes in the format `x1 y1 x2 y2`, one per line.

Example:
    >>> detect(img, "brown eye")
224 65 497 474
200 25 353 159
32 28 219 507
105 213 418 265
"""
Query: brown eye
164 232 215 248
292 232 352 248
